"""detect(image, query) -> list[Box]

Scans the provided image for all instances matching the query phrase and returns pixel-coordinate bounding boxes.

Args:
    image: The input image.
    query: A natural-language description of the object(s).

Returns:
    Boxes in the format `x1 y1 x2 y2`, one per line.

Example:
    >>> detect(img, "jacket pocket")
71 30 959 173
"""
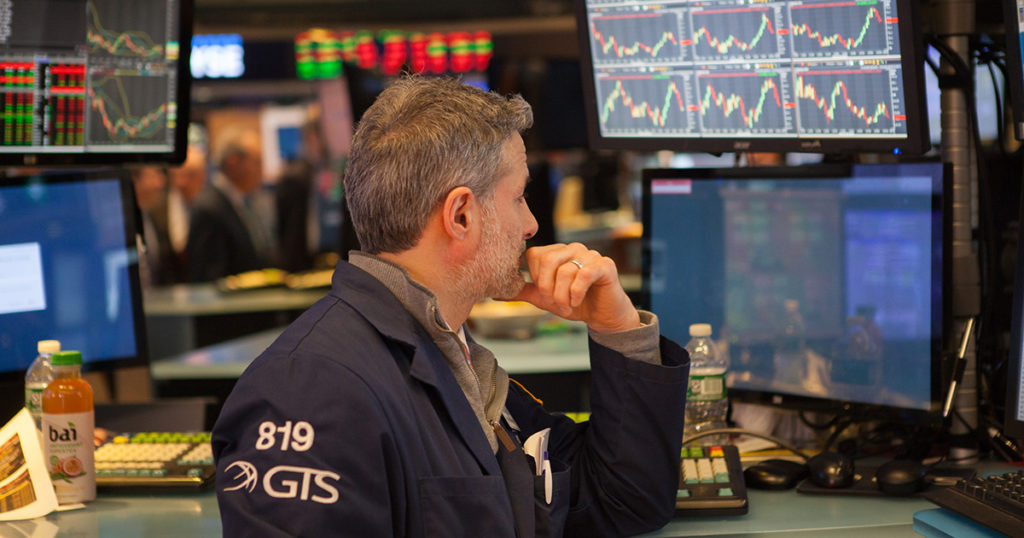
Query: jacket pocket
419 475 515 538
533 460 571 538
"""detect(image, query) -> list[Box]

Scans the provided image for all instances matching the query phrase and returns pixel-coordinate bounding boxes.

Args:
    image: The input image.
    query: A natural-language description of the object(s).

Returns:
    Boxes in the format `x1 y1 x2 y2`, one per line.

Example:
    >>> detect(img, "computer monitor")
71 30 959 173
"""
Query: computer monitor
0 170 148 417
642 162 948 413
0 0 193 165
574 0 931 155
1003 0 1024 141
1004 184 1024 438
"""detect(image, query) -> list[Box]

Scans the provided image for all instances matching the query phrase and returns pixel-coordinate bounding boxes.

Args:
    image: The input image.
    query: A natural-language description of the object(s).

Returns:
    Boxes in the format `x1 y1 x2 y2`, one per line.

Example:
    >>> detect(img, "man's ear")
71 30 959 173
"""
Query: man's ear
441 186 476 240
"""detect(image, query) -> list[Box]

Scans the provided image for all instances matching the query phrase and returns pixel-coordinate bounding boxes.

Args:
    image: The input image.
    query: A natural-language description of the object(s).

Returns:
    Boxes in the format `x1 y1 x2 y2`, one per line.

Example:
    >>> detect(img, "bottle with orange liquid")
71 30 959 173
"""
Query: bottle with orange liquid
41 350 95 504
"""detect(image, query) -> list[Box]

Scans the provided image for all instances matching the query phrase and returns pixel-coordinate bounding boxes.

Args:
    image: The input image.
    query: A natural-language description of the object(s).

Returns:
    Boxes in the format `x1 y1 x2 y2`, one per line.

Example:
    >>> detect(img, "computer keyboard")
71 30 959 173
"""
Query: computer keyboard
923 469 1024 536
94 432 215 490
676 444 748 516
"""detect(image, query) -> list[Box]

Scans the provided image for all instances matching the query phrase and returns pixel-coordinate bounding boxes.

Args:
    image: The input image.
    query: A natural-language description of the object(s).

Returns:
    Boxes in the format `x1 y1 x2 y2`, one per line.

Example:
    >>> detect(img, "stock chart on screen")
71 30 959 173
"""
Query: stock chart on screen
0 0 185 160
579 0 925 153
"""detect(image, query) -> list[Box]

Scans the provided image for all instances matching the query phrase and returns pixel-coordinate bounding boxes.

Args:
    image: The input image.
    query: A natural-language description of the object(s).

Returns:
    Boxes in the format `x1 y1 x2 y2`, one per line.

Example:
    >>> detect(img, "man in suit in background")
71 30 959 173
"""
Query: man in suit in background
186 127 273 282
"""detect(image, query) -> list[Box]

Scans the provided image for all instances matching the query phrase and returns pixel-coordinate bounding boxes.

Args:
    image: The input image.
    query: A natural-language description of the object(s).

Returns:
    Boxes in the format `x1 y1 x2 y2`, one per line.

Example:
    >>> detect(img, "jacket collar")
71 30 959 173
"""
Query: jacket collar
328 259 502 475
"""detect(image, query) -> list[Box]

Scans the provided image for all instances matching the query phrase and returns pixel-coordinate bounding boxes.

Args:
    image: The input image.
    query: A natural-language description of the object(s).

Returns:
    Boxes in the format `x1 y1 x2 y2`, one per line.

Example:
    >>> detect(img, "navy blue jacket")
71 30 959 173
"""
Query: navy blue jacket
212 261 689 537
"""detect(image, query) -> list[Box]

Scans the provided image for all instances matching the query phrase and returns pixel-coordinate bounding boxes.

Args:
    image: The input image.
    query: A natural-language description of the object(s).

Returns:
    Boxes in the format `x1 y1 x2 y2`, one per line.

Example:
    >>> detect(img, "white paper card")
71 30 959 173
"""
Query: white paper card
0 408 59 521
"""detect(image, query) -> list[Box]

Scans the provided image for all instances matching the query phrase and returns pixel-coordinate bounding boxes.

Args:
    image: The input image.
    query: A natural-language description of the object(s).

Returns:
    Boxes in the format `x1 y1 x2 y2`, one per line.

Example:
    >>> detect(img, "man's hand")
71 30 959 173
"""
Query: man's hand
510 243 641 334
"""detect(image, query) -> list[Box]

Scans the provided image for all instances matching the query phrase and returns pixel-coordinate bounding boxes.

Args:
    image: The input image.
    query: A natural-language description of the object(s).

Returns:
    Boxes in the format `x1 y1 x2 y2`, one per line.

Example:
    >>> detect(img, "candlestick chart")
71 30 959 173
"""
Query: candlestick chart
590 11 684 64
795 69 903 133
598 75 691 134
691 7 782 60
789 0 896 57
697 72 793 133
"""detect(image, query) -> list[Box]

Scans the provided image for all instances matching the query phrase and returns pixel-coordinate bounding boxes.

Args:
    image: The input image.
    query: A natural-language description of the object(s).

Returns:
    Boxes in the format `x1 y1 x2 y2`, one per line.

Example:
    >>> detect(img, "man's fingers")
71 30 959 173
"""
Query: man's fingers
526 242 589 298
518 243 638 331
519 244 614 318
553 261 580 315
569 253 608 308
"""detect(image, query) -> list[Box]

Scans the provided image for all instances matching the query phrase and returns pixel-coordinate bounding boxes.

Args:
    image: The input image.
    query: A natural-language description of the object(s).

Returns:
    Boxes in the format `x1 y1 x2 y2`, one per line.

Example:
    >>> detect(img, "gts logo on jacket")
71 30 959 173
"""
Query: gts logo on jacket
223 460 340 504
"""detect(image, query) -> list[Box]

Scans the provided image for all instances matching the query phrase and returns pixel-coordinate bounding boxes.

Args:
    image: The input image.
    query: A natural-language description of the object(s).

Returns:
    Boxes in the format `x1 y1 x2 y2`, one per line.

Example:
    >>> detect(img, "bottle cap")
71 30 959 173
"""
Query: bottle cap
51 350 82 366
689 323 712 337
37 340 61 354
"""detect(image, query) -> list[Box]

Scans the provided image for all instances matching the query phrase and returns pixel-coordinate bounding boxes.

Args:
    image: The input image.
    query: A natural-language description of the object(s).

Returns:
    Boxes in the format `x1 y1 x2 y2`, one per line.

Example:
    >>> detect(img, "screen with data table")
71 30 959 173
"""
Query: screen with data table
575 0 930 154
642 162 947 412
0 0 191 164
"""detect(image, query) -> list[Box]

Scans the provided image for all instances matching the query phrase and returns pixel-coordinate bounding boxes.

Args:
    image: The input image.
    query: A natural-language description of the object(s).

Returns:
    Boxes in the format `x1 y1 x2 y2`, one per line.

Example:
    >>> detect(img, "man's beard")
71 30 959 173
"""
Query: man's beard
454 203 526 304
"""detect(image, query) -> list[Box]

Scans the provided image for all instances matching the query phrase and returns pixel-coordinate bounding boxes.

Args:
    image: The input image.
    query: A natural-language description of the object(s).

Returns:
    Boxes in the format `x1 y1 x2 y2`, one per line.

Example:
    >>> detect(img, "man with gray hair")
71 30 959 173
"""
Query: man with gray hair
187 127 273 281
213 76 689 537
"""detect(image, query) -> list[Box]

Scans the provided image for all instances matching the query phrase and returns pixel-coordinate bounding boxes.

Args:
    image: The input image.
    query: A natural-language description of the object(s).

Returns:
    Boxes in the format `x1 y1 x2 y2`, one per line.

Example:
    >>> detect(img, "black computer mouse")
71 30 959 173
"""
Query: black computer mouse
743 459 809 490
874 459 928 496
806 451 856 488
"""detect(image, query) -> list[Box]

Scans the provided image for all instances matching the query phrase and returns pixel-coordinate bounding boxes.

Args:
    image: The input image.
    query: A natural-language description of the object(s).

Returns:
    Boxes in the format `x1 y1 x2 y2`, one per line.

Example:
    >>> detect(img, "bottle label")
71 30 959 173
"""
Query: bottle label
687 373 727 401
42 411 96 504
25 384 45 416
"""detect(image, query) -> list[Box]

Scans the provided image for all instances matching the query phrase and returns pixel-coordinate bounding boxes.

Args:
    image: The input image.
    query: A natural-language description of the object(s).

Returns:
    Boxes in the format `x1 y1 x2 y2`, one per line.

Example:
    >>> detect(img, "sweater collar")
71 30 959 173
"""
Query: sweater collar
346 252 509 454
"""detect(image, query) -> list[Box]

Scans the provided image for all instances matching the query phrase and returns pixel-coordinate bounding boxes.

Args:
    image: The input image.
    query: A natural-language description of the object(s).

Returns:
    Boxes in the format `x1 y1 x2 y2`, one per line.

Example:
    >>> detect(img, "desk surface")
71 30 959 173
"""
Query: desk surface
151 326 593 380
10 465 1015 536
3 483 963 537
143 284 325 317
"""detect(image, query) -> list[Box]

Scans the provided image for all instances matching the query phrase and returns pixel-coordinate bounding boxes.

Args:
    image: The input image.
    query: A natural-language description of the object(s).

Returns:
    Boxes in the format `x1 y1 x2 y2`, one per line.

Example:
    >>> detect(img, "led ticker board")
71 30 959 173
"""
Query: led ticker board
575 0 930 155
295 28 493 79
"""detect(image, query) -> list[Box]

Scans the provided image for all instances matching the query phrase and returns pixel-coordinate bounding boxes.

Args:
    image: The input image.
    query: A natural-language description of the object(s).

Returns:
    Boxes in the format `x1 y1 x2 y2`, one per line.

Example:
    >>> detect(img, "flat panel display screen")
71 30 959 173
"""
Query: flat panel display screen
0 0 192 164
1003 0 1024 140
576 0 930 154
0 171 147 378
642 162 947 412
1004 181 1024 438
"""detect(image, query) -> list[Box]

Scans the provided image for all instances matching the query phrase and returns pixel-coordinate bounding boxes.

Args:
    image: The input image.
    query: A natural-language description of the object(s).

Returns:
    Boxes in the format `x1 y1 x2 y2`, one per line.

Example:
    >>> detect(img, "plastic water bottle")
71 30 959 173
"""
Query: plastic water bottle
684 323 729 446
25 339 60 429
774 299 807 387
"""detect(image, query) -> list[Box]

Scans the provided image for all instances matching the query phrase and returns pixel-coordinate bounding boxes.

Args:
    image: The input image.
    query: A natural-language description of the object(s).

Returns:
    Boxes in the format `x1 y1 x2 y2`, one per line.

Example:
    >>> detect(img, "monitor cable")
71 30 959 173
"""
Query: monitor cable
681 428 811 462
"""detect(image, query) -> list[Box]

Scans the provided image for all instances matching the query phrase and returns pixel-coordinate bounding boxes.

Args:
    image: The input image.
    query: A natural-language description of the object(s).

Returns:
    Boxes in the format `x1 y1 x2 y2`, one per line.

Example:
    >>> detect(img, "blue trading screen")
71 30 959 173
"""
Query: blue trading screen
0 177 140 375
581 0 920 148
644 163 943 410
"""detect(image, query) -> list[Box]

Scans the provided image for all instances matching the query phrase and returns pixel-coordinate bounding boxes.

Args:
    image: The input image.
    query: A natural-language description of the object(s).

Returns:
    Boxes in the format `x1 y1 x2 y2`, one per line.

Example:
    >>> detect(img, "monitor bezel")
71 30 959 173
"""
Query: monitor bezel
574 0 932 155
640 161 951 417
0 0 193 166
0 169 150 385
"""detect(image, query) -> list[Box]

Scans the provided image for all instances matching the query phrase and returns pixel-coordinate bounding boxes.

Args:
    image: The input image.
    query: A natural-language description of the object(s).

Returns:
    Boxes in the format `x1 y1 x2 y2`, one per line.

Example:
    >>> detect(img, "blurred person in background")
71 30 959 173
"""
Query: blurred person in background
186 127 273 282
164 143 208 281
130 165 176 287
168 145 207 251
275 106 344 272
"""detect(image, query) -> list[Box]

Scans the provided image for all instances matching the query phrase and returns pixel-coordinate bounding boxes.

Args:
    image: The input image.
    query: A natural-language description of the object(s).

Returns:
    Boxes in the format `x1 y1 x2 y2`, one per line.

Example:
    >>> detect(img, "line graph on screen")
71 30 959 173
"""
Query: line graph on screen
87 74 172 144
87 0 166 59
